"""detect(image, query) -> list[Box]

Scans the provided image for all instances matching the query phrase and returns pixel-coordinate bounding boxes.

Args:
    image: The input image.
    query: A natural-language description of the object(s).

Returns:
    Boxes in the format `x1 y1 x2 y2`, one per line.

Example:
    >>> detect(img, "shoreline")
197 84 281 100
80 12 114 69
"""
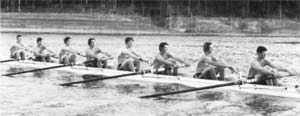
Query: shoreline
1 28 299 38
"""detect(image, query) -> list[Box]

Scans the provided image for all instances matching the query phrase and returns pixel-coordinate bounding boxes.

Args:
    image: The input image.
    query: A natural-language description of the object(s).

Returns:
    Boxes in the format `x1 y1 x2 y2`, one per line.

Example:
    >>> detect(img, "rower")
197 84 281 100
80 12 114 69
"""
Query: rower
152 42 190 76
59 36 83 65
10 35 31 60
33 37 56 62
85 38 113 68
117 37 147 72
194 42 235 80
248 46 294 86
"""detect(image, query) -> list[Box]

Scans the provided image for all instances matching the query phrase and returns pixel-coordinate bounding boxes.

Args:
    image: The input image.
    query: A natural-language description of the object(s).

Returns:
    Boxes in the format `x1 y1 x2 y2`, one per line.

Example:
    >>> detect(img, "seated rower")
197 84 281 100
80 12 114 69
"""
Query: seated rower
59 36 83 65
194 42 235 80
152 42 190 76
117 37 147 72
248 46 294 86
33 37 56 62
10 35 31 60
85 38 113 68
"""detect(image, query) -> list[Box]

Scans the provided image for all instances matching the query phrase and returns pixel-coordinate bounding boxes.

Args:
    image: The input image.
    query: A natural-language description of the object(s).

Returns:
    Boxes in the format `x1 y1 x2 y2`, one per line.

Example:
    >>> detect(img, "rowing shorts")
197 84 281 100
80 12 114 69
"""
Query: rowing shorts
86 60 107 68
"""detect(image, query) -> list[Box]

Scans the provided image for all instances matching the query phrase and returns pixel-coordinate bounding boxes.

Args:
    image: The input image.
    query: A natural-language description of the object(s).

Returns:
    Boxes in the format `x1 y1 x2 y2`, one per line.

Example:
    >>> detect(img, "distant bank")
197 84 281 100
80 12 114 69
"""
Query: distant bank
1 12 299 37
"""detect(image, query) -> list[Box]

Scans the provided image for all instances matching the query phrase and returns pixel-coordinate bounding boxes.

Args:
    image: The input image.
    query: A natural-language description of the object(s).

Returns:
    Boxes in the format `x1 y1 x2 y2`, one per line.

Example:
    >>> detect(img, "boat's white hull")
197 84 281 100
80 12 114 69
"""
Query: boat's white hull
2 60 300 99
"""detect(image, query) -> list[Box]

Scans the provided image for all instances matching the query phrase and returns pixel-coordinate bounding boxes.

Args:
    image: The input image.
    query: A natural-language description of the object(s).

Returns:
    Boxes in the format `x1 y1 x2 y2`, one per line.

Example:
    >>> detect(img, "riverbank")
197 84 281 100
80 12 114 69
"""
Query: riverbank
1 12 299 37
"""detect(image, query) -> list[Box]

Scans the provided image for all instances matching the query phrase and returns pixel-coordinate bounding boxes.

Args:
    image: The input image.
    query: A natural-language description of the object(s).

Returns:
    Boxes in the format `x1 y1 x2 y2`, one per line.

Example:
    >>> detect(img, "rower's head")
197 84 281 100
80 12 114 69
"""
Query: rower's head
256 46 267 59
88 38 96 47
16 35 22 43
36 37 43 45
159 42 168 53
203 42 213 54
125 37 134 47
64 36 71 45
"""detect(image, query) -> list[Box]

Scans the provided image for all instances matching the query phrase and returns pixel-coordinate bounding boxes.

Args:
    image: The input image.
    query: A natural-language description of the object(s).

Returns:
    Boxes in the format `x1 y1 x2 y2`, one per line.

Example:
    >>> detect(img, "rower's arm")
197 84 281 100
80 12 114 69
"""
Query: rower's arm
155 55 173 66
251 61 274 75
62 47 81 55
101 51 113 59
205 58 228 68
122 49 140 60
266 60 290 72
169 54 189 66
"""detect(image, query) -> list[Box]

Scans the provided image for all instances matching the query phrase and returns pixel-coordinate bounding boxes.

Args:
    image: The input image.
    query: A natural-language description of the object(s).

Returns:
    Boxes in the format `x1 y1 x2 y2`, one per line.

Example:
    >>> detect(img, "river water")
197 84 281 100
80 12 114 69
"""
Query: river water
1 33 300 116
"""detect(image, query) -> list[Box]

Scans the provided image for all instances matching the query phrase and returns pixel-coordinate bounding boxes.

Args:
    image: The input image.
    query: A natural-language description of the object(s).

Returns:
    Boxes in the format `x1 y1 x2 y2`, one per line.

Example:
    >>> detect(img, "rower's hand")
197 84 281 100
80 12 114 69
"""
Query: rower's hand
287 69 298 76
272 72 281 78
228 66 236 73
172 64 179 68
184 63 190 67
107 55 114 60
77 52 84 57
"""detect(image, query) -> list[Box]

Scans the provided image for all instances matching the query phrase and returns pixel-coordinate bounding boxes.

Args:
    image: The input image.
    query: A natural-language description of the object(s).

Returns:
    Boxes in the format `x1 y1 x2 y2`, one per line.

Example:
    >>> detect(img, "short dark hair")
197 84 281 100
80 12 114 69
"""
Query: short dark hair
16 35 22 38
125 37 134 44
203 42 212 52
159 42 168 51
37 37 43 42
64 36 71 44
256 46 267 53
88 38 95 46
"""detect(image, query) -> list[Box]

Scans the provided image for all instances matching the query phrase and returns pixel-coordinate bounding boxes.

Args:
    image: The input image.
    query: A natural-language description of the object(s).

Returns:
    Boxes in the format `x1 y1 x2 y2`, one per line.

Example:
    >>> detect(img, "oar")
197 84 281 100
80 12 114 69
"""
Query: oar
0 59 17 63
60 72 143 86
1 61 88 77
140 80 243 98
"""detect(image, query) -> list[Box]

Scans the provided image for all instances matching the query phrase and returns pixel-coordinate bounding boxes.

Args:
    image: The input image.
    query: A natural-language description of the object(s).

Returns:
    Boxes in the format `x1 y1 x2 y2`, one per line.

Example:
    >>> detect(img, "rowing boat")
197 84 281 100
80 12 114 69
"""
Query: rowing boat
1 60 300 99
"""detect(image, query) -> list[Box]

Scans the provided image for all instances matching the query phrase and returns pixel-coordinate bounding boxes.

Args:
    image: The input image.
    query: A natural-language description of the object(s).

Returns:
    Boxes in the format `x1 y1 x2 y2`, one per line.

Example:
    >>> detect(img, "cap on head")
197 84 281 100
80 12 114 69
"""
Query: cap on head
125 37 134 44
37 37 43 42
64 36 71 44
203 42 212 53
256 46 267 53
159 42 168 52
88 38 95 46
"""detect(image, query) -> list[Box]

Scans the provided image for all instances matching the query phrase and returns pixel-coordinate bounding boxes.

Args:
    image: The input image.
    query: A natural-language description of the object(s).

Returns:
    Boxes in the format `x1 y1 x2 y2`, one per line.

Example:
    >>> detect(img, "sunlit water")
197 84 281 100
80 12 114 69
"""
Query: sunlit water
1 33 300 115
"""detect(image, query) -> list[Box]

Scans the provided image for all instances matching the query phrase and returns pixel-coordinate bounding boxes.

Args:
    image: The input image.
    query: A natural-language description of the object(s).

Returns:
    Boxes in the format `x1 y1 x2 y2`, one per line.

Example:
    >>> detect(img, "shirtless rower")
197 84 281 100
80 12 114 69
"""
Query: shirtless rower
85 38 113 68
248 46 294 86
194 42 235 80
10 35 31 60
33 37 56 62
117 37 147 72
59 36 83 65
152 42 190 76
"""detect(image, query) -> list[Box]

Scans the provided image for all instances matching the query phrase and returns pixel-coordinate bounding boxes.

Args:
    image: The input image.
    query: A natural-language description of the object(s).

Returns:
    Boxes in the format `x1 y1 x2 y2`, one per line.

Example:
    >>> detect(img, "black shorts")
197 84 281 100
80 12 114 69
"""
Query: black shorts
85 60 98 68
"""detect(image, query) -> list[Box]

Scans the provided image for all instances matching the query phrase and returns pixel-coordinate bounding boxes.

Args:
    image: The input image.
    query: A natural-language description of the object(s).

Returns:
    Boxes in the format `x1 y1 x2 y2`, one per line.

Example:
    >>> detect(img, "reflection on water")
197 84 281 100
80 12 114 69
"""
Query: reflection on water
245 96 294 115
116 84 145 94
6 67 25 75
81 74 106 88
196 91 227 101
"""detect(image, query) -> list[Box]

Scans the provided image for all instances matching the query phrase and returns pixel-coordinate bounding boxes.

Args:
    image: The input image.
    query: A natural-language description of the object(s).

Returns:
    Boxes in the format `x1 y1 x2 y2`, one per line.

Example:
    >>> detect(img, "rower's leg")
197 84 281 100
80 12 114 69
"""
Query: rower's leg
20 51 25 60
133 59 141 72
203 68 217 80
122 59 135 72
45 56 51 62
69 54 77 65
41 56 46 62
265 75 277 86
216 66 225 80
